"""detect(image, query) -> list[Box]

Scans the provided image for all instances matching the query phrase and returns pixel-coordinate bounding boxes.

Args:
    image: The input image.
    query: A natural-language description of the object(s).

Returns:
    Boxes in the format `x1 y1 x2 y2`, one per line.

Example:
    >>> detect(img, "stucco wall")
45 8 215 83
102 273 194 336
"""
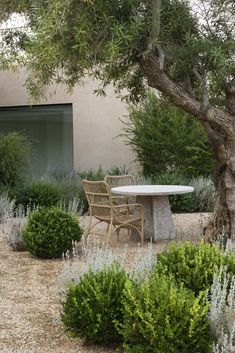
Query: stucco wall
0 69 139 172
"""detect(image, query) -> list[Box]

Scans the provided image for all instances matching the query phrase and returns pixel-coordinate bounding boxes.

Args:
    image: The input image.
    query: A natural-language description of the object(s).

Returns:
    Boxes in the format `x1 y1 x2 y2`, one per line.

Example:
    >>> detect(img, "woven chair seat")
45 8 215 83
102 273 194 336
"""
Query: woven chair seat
114 214 142 226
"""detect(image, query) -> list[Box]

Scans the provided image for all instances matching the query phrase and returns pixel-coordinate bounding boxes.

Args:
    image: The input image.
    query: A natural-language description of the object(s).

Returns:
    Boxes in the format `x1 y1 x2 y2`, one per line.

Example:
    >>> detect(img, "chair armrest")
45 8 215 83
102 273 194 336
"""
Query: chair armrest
113 203 144 217
113 203 143 209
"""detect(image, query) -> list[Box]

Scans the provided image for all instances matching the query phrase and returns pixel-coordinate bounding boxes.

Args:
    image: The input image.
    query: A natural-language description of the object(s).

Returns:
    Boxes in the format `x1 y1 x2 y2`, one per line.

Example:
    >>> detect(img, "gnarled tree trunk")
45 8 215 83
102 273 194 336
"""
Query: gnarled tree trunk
140 54 235 245
205 82 235 244
203 131 235 245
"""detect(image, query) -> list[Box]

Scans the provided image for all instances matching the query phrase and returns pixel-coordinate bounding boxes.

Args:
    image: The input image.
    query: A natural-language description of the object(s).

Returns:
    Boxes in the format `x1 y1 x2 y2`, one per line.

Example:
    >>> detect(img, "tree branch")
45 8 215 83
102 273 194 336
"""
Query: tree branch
139 54 234 134
152 0 161 37
149 0 164 70
184 74 194 96
192 67 209 108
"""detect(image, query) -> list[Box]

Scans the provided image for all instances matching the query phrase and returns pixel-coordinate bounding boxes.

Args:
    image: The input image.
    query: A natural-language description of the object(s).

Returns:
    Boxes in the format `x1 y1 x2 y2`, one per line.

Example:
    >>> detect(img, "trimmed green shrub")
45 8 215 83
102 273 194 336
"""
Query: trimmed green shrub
11 180 62 211
61 263 127 344
0 132 31 187
155 242 235 295
123 93 215 178
151 172 216 212
23 207 83 258
119 274 212 353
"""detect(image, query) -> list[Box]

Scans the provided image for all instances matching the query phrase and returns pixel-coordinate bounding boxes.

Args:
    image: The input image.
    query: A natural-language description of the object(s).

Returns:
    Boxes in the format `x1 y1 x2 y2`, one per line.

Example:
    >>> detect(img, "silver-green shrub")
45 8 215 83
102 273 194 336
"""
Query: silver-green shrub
131 242 157 283
209 270 235 353
1 200 34 251
57 197 82 216
1 204 32 251
191 176 216 212
151 172 216 212
0 193 14 222
2 216 27 251
59 242 127 292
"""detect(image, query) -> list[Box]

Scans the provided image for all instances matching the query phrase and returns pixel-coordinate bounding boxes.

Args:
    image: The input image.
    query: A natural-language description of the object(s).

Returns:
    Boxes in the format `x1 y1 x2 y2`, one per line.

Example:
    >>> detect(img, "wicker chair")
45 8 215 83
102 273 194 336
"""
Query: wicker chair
105 174 136 204
82 180 145 245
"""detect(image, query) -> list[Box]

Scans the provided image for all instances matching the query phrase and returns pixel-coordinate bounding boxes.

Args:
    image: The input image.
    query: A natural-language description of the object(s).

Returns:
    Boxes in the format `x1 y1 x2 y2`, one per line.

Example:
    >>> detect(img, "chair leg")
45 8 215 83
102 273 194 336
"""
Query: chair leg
116 228 120 242
106 223 113 246
140 217 144 245
140 227 144 245
84 212 92 244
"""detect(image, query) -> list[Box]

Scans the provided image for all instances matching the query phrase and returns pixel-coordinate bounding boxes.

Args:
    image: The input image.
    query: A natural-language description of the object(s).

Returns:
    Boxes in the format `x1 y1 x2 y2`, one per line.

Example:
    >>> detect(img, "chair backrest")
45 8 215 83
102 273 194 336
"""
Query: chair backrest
104 174 136 188
82 180 112 219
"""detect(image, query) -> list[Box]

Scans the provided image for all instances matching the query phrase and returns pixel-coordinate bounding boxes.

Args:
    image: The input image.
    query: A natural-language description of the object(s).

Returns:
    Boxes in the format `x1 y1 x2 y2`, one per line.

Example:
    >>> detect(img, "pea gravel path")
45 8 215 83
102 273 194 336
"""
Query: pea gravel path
0 213 210 353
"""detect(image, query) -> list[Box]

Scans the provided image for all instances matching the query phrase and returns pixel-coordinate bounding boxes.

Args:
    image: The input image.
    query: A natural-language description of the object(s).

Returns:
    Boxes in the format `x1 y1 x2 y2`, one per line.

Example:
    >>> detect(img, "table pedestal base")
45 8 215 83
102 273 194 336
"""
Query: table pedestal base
132 195 176 242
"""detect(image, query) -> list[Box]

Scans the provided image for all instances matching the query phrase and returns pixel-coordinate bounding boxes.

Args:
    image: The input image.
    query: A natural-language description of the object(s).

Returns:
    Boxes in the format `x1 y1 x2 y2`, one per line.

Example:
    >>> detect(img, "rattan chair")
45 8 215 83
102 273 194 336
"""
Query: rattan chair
105 174 136 204
82 180 145 245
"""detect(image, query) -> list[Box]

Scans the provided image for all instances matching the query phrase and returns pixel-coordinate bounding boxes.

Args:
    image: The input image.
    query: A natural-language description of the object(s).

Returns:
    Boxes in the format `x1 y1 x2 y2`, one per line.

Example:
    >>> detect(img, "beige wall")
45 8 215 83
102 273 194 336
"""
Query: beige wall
0 69 139 173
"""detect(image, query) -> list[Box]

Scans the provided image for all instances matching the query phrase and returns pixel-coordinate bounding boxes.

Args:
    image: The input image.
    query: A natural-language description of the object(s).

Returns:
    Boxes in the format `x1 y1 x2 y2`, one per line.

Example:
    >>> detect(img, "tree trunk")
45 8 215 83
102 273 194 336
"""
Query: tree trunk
204 85 235 245
139 54 235 245
203 136 233 245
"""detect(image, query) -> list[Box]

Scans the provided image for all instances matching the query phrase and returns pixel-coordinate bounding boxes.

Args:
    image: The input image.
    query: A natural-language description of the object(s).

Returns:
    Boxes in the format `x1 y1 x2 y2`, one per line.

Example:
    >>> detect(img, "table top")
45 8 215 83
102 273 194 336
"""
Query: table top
111 184 194 196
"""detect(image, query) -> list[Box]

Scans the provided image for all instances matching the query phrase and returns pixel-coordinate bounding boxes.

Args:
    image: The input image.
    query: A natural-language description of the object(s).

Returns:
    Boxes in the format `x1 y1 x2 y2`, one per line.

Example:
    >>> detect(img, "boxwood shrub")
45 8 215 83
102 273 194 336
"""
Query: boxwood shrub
155 242 235 295
23 207 83 258
119 274 212 353
60 242 234 351
61 263 127 344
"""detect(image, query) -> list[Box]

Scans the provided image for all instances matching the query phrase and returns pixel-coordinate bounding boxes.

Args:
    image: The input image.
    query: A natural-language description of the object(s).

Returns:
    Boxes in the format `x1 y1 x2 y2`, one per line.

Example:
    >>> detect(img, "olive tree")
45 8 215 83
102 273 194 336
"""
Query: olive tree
0 0 235 243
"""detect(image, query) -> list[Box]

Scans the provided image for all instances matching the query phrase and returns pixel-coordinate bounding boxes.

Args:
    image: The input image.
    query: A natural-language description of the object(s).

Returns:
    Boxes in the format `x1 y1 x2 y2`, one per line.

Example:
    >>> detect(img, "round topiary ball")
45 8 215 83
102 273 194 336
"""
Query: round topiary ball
23 207 83 258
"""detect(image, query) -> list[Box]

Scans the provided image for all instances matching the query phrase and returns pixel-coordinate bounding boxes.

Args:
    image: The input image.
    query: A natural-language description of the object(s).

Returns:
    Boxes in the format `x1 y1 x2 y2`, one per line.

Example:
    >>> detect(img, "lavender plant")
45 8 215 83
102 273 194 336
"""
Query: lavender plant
0 196 28 251
1 204 32 251
209 269 235 353
131 242 157 283
2 217 27 251
0 193 14 221
58 242 128 294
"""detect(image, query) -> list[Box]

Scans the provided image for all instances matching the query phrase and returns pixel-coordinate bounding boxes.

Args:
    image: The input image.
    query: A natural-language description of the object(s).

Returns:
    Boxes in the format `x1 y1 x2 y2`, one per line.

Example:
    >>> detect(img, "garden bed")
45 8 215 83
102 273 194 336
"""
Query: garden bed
0 213 210 353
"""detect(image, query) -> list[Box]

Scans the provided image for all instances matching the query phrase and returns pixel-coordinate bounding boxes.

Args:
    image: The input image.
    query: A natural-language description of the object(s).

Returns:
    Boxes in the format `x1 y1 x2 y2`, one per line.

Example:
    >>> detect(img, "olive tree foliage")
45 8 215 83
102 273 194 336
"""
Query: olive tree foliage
1 0 235 243
0 0 200 100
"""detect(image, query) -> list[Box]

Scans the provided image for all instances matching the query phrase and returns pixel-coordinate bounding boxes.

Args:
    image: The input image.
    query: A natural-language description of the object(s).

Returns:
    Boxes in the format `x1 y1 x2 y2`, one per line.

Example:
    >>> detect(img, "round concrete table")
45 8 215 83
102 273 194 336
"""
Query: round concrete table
111 185 194 242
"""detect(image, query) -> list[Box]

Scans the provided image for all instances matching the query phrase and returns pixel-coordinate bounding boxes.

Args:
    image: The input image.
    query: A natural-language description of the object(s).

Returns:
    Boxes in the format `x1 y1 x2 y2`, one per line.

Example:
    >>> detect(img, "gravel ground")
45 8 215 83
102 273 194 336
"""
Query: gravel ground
0 213 210 353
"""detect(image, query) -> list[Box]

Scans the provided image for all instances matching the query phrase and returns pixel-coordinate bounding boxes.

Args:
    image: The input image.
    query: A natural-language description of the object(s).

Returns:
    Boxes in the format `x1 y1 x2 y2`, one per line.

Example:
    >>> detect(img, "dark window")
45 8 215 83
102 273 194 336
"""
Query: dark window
0 104 73 175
